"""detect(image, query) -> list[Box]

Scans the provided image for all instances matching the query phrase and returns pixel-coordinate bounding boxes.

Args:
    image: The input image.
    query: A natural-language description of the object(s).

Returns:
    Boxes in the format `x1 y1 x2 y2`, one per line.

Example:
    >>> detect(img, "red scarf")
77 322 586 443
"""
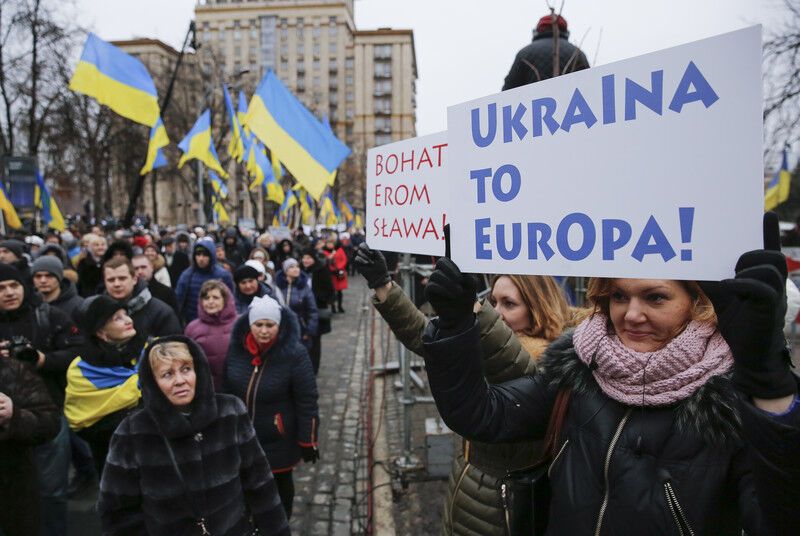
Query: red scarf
245 332 277 367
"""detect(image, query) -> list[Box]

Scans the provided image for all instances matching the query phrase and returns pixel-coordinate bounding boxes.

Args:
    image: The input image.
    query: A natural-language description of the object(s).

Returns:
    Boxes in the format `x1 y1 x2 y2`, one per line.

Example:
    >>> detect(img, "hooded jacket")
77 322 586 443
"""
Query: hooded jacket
234 280 283 315
98 335 290 536
423 322 800 536
502 28 590 90
224 309 319 472
275 270 318 341
49 278 84 321
117 279 182 338
77 251 103 298
175 238 235 324
185 285 237 391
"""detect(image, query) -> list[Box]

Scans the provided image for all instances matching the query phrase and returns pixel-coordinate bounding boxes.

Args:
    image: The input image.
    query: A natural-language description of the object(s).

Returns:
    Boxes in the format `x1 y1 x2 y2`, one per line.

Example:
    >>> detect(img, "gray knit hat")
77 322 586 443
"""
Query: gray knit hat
31 255 63 282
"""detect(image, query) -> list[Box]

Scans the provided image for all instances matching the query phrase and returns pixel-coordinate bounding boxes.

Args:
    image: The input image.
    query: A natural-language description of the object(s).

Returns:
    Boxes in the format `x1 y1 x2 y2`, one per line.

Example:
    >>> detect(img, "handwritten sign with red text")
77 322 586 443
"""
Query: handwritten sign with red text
366 131 448 255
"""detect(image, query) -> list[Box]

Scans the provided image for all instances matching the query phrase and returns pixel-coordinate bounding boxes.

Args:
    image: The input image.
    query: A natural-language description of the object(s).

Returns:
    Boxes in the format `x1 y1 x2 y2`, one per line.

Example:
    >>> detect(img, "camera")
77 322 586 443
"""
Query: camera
7 336 38 364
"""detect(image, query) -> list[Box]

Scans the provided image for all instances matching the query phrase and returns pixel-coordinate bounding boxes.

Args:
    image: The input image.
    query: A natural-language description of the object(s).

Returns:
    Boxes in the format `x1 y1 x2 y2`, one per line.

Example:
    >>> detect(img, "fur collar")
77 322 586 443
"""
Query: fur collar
537 330 742 446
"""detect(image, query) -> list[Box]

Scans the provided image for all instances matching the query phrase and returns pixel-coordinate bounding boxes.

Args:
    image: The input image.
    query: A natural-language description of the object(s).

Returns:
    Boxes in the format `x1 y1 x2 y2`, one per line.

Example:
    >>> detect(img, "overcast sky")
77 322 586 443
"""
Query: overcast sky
75 0 789 139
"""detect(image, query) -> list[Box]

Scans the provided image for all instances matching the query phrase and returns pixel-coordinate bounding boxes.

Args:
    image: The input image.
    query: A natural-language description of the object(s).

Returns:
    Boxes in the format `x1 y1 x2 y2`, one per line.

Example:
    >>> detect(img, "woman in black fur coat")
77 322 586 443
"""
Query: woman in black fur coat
224 295 320 518
421 217 800 535
98 335 289 536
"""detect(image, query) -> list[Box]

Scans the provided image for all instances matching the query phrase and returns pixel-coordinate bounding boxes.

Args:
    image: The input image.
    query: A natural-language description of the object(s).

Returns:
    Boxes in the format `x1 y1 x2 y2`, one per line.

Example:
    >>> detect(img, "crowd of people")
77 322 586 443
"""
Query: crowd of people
0 222 364 535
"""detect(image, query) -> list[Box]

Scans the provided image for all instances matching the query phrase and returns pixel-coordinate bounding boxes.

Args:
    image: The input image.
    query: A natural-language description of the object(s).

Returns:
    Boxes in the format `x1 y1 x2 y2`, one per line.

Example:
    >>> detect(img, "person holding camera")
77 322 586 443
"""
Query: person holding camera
0 263 82 536
0 350 60 536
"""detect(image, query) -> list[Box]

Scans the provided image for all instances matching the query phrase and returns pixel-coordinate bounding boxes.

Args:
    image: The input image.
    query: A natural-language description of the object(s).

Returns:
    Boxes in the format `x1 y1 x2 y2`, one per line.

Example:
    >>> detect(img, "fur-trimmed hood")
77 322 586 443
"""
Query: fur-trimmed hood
537 330 742 446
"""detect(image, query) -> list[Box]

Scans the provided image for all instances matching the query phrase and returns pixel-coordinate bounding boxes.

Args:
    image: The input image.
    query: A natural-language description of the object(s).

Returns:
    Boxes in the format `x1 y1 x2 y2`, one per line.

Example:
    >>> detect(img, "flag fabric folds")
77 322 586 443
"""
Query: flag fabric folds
140 118 169 175
64 357 141 431
69 33 161 127
246 70 350 201
0 181 21 229
339 197 355 225
178 109 229 178
212 196 231 224
223 85 245 162
238 91 250 134
35 171 65 232
765 149 792 211
354 212 363 229
209 170 229 199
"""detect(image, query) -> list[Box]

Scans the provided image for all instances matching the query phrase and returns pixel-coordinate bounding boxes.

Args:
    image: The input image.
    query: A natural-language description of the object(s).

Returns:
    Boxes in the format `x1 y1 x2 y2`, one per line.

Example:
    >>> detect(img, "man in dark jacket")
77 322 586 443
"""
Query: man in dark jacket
0 238 31 282
223 226 249 268
502 14 590 90
0 263 82 536
175 237 235 324
132 254 181 320
0 354 60 535
163 236 190 284
102 257 182 337
32 255 84 320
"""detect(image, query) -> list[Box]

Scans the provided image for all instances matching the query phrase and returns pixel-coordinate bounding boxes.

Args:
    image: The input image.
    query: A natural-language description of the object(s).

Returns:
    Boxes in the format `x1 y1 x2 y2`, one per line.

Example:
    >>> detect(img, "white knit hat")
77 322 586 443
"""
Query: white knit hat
244 259 267 277
248 295 282 326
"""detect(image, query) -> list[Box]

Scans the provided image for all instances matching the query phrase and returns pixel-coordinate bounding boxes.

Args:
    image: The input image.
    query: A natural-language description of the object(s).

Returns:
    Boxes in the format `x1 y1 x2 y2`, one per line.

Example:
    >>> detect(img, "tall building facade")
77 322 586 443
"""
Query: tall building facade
194 0 417 214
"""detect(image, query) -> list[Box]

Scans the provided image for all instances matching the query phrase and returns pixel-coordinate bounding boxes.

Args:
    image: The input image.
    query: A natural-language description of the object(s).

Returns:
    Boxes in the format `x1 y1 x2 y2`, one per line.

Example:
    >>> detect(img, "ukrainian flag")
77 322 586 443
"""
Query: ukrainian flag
223 85 244 162
339 197 355 225
246 70 350 201
69 33 161 127
271 150 285 181
64 357 141 431
299 190 314 225
280 189 298 217
212 194 231 224
765 149 792 211
209 170 229 199
178 109 228 178
35 171 65 232
0 181 21 229
140 117 169 175
238 91 250 134
355 212 363 229
322 116 337 187
319 191 339 226
247 142 270 187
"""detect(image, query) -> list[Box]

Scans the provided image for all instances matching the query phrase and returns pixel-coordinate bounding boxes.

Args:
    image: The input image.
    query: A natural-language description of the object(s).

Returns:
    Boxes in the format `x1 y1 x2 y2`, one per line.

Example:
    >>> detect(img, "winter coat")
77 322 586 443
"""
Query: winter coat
76 254 103 297
275 270 319 342
502 29 590 90
324 247 348 291
0 295 82 407
98 335 290 536
64 335 145 474
49 278 84 321
224 309 319 472
235 280 284 315
151 254 171 287
148 278 181 320
373 282 547 536
423 322 800 536
0 357 60 536
175 239 235 324
274 239 296 268
303 257 335 334
119 279 183 338
166 250 190 286
185 285 237 391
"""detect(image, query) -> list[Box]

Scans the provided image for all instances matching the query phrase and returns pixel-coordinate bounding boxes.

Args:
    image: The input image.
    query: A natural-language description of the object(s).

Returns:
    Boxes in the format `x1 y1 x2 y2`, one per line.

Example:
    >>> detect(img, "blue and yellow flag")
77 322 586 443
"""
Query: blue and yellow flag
69 33 161 127
280 189 298 214
212 194 231 224
339 197 355 225
318 191 339 226
35 171 65 232
223 85 245 162
238 91 250 134
355 212 363 229
322 115 337 187
209 170 229 199
246 70 350 201
271 150 285 181
64 357 141 431
765 149 792 211
140 117 169 175
0 181 21 229
178 109 228 178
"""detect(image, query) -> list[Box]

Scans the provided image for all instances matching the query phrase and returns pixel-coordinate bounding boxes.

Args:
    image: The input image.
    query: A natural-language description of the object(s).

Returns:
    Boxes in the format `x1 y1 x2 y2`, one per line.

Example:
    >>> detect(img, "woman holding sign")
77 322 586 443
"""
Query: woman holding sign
354 243 574 536
419 216 800 535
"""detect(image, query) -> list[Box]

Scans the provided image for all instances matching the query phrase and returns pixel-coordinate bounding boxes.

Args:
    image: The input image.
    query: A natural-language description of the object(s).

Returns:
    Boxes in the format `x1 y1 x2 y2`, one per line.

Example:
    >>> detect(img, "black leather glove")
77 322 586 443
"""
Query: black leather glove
354 244 392 289
424 258 477 333
300 445 319 463
699 213 796 399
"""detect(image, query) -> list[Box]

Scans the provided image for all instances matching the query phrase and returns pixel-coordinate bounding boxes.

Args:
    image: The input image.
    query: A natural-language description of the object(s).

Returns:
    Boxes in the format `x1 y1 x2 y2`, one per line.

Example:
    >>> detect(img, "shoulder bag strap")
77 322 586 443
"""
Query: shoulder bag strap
162 436 211 536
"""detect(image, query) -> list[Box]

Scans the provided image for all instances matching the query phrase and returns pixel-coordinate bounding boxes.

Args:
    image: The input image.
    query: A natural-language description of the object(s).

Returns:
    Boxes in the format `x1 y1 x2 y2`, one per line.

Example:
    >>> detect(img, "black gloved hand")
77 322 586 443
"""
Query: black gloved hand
699 212 796 399
300 445 319 463
424 258 477 333
354 244 391 289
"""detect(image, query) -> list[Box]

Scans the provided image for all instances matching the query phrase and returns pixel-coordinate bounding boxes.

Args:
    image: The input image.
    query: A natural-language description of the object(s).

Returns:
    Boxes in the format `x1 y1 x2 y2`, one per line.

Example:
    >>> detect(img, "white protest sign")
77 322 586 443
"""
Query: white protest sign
366 131 448 255
446 26 763 280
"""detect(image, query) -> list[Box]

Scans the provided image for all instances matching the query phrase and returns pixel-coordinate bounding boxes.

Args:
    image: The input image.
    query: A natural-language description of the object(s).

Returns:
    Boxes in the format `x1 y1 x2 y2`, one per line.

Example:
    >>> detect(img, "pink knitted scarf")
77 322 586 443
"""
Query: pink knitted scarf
573 314 733 406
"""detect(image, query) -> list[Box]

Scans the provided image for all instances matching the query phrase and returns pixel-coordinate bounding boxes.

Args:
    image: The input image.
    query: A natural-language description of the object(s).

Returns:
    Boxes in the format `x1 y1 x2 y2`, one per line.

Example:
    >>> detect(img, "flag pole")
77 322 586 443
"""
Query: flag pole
123 21 197 227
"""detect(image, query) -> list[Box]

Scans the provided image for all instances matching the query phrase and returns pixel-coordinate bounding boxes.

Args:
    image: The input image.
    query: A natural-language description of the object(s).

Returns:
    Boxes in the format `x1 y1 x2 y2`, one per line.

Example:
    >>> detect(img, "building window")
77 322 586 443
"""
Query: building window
374 62 391 78
345 56 354 69
297 79 306 92
281 59 288 71
346 124 354 136
374 97 391 114
234 46 241 57
346 107 354 119
280 17 288 26
329 78 338 90
281 43 289 56
374 79 391 95
219 29 226 41
375 133 393 146
374 44 392 60
329 57 337 71
233 20 241 40
346 74 354 85
313 58 320 71
280 27 288 40
313 43 320 57
346 91 354 102
312 26 321 38
251 27 258 39
329 92 339 105
329 41 337 54
375 116 392 132
249 46 256 58
313 76 321 88
297 59 305 73
234 61 242 74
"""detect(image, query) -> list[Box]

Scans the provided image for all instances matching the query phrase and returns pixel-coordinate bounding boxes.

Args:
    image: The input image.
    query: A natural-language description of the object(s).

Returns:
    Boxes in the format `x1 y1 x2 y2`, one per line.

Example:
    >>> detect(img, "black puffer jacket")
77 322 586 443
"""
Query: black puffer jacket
50 278 84 321
502 29 590 90
118 280 182 338
98 335 290 536
423 323 799 536
224 309 319 472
